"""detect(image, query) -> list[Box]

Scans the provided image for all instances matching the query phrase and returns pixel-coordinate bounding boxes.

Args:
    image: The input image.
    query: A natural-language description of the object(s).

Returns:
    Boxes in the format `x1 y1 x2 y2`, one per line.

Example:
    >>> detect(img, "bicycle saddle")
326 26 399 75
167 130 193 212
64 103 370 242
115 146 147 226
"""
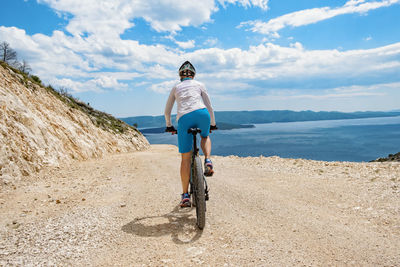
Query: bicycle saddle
187 128 201 134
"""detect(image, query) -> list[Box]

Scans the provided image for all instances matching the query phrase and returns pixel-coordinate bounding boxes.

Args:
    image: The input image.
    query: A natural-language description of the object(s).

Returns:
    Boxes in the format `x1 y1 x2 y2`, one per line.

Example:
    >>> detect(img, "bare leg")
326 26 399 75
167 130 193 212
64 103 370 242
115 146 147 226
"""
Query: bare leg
201 136 212 159
180 152 191 193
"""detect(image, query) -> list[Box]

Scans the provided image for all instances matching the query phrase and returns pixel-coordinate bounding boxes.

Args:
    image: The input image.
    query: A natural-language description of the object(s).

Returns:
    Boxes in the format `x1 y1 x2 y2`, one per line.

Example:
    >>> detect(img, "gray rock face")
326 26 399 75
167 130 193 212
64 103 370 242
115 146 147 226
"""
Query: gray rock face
0 64 149 182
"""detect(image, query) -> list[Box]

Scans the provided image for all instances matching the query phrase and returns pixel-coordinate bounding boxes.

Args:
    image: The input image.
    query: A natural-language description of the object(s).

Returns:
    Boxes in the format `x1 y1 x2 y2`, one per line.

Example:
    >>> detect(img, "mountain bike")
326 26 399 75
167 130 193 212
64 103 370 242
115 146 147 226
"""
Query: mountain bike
188 128 209 230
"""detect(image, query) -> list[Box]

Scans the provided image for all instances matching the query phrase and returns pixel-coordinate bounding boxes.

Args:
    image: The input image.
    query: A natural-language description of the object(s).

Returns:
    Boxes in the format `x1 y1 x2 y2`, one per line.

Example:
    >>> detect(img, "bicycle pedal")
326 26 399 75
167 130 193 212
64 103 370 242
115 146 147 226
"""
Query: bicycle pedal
204 169 214 177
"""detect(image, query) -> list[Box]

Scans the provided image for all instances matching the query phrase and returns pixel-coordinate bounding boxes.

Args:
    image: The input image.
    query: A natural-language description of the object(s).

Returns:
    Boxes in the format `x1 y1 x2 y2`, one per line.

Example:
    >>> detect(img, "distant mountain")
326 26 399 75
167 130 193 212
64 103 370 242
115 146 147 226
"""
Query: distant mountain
120 110 400 128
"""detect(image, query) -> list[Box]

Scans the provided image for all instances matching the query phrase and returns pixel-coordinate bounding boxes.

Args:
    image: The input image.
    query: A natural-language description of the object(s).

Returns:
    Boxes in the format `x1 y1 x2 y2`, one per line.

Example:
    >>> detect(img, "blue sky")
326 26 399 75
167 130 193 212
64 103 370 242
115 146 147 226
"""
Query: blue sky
1 0 400 117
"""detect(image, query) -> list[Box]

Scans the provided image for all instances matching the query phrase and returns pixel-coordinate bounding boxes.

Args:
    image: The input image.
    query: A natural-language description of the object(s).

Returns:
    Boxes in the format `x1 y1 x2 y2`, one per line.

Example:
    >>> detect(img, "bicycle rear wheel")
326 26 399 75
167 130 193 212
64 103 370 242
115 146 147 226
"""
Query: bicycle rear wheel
193 156 206 229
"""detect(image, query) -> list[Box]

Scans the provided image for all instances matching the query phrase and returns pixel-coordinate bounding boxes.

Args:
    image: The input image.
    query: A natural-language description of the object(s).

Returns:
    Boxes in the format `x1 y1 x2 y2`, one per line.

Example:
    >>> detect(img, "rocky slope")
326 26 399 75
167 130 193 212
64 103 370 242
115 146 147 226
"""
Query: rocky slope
372 152 400 162
0 63 149 184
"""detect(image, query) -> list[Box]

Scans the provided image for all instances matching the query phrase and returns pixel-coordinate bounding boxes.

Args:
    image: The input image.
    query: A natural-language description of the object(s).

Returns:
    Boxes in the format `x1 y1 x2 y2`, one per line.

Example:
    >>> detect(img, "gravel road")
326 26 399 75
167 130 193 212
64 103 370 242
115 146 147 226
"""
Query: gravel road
1 145 399 266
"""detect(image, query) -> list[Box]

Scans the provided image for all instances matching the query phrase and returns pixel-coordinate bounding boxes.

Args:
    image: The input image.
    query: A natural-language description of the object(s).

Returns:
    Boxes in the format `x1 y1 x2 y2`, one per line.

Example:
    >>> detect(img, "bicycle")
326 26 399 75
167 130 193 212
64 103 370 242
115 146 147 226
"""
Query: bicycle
165 125 215 230
187 128 209 230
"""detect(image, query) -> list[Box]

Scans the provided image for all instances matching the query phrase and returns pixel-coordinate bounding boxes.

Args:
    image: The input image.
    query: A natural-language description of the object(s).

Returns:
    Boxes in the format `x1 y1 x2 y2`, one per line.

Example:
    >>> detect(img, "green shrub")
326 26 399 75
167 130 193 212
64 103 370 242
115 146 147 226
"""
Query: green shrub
30 75 42 84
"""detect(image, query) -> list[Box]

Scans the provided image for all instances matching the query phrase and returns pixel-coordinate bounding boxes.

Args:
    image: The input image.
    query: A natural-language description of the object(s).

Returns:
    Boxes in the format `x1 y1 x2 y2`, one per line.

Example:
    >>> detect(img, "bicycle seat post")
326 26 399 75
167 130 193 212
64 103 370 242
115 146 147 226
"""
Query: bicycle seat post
188 128 201 156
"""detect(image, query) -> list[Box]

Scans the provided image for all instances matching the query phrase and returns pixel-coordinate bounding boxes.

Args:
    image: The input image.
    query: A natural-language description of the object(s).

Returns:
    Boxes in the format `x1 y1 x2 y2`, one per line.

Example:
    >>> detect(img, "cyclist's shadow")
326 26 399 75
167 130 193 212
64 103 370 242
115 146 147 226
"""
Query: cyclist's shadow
121 205 203 244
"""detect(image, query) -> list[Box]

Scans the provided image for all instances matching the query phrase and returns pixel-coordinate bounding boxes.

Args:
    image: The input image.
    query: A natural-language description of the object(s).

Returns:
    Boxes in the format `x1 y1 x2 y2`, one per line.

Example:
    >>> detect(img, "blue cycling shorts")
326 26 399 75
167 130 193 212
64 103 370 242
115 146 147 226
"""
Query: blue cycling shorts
177 108 210 153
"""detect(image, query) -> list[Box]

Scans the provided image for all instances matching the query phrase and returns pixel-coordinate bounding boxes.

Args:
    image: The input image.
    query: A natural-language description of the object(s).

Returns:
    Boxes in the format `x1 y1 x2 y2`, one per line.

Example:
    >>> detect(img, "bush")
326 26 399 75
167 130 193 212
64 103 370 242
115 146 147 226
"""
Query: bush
30 75 42 84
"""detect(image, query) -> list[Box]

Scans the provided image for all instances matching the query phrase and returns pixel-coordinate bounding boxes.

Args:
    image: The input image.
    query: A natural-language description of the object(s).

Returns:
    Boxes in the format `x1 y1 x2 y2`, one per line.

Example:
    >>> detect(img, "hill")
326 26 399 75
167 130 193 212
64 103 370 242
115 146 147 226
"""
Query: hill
120 110 400 128
0 62 149 183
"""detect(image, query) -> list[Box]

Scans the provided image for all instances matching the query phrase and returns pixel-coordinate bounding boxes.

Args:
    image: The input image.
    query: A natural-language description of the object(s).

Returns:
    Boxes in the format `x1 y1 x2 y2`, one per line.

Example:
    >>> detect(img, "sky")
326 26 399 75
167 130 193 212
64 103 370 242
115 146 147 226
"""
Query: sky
1 0 400 117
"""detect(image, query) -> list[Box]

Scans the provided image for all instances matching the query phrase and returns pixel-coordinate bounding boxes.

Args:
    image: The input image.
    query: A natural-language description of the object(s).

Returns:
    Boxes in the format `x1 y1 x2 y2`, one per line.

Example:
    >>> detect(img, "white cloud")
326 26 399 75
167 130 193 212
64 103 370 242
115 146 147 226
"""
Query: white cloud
137 0 217 32
49 78 98 93
49 76 129 92
175 40 196 49
93 76 128 90
183 41 400 87
37 0 271 36
289 91 385 100
332 81 400 93
2 0 400 104
150 80 179 94
38 0 135 37
201 80 254 93
38 0 218 34
145 64 176 79
0 27 95 79
219 0 269 10
0 25 178 80
3 19 400 97
261 81 400 101
203 37 219 47
345 0 367 7
239 0 400 37
231 81 400 112
91 71 142 80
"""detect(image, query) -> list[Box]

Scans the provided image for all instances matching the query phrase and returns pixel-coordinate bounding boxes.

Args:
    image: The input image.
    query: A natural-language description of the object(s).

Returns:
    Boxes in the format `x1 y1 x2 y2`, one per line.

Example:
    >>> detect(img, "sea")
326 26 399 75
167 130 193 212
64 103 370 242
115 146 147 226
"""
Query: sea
142 116 400 162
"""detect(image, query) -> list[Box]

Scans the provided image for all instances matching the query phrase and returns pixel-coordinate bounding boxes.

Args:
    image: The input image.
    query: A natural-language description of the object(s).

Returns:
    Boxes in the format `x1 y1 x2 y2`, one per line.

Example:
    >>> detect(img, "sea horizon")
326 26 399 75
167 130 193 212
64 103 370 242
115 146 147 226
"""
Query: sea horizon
143 116 400 162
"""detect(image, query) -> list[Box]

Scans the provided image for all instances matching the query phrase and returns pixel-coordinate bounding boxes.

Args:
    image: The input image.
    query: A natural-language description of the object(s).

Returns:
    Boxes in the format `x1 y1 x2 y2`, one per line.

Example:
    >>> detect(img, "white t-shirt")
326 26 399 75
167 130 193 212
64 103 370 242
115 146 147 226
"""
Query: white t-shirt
164 79 216 127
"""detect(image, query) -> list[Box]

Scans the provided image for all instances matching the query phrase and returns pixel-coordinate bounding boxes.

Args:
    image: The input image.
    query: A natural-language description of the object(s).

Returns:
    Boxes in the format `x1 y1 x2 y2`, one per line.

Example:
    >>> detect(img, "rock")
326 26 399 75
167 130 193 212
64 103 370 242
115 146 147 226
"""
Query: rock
371 152 400 162
1 174 10 184
0 63 149 182
10 221 21 229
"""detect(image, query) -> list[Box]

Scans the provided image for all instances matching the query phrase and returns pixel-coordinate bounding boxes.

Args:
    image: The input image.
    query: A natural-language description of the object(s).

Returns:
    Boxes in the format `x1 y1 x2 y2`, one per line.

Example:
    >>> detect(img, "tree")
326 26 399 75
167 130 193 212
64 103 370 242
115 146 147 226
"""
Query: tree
0 41 18 63
19 60 32 74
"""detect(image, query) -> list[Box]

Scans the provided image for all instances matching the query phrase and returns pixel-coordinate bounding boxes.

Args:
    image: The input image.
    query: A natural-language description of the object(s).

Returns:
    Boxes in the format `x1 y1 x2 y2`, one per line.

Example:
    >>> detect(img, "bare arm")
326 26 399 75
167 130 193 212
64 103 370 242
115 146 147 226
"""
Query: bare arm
164 88 176 127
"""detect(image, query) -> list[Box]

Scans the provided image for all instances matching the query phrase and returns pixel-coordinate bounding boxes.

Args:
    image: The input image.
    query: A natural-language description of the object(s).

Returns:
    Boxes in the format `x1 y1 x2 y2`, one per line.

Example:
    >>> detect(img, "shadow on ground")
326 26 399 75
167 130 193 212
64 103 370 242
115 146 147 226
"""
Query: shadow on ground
121 206 203 244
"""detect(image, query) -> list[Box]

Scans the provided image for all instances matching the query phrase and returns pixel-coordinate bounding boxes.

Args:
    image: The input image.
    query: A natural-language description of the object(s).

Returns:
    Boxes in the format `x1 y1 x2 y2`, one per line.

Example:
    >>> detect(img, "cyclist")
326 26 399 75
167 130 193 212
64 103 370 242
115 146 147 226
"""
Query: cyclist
165 61 217 208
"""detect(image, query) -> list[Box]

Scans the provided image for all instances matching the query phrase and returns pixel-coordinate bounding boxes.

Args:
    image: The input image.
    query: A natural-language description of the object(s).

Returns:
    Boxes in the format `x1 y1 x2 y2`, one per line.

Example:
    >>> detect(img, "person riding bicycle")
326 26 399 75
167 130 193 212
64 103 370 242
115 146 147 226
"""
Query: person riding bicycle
165 61 217 208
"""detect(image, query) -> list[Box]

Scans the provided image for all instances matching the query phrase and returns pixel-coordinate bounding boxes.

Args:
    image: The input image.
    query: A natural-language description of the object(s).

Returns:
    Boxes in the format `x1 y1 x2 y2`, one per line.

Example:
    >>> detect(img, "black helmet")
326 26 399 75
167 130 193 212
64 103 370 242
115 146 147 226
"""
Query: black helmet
179 61 196 78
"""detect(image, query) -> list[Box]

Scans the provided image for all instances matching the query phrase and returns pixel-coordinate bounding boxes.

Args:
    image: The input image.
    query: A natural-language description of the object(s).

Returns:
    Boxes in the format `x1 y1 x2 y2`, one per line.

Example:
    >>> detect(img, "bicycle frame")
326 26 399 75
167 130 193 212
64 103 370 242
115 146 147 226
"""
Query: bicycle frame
188 128 209 201
189 129 198 197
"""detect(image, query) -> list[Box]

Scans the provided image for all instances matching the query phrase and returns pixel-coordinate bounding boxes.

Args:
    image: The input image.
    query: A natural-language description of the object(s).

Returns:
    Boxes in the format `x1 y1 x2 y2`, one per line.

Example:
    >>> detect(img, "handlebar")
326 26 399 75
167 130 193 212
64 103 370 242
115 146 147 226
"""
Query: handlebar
165 125 218 135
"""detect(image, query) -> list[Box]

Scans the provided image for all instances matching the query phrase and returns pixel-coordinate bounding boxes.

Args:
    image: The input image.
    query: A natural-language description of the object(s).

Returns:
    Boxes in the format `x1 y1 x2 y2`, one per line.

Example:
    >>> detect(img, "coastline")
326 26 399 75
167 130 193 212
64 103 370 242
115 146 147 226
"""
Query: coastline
143 116 400 163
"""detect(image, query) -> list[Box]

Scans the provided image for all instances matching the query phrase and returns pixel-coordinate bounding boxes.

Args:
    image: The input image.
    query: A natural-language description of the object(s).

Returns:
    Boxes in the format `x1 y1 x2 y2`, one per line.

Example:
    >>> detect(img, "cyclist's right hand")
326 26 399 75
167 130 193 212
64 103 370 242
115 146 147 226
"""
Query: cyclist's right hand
210 125 218 133
165 126 177 134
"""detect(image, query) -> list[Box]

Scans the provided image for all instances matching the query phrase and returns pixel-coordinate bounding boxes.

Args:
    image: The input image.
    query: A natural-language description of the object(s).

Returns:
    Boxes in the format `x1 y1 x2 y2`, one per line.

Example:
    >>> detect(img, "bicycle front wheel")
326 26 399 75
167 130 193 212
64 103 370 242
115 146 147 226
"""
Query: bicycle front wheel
193 156 206 230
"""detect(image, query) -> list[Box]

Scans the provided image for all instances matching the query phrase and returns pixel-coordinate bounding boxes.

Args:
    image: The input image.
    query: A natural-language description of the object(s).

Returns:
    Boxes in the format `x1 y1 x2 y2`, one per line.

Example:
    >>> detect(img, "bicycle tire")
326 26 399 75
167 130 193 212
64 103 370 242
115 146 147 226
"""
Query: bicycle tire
193 156 206 229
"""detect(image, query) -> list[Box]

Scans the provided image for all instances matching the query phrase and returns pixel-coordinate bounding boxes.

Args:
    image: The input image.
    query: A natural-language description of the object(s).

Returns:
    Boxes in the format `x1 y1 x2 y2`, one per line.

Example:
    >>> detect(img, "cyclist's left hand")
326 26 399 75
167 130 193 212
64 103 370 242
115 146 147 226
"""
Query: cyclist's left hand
165 126 177 134
210 125 218 133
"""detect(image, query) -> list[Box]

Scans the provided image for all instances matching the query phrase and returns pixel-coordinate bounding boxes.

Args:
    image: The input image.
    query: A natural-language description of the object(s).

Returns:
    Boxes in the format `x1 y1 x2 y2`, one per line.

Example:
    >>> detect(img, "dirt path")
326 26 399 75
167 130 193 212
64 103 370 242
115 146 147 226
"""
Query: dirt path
1 145 399 266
